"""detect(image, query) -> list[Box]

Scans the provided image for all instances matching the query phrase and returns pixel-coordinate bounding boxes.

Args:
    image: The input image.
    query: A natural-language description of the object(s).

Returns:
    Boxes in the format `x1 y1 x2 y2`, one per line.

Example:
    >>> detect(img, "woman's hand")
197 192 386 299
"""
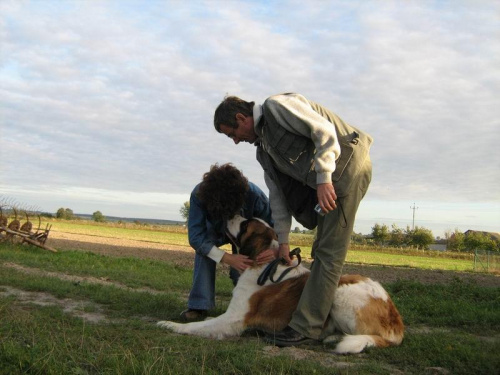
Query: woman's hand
255 248 279 265
221 253 253 273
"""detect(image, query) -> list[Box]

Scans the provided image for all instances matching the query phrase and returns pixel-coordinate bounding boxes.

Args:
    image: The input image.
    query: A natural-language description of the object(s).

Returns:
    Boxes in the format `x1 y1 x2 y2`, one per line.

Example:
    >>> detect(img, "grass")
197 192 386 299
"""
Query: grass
345 250 474 271
48 220 190 247
1 222 499 374
0 244 198 291
1 303 334 374
48 219 479 272
388 279 500 332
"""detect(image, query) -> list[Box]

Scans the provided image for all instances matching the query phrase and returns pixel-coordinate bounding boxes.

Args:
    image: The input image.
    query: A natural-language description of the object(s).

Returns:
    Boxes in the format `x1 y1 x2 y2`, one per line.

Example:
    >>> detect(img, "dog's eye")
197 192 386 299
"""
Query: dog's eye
237 220 250 243
240 220 249 234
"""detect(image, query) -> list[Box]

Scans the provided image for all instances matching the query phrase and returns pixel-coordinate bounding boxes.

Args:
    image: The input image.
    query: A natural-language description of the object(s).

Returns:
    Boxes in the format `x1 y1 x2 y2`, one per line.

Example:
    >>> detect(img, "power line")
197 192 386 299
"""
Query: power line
410 202 419 230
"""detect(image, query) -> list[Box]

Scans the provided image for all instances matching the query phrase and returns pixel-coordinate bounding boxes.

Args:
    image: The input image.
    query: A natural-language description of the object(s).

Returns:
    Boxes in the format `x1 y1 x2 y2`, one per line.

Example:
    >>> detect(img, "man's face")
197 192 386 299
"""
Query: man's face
219 114 257 145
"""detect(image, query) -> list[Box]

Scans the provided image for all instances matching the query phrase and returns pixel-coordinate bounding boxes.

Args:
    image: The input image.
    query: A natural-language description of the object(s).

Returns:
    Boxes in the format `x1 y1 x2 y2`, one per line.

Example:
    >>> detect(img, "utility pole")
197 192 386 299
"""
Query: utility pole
410 202 419 230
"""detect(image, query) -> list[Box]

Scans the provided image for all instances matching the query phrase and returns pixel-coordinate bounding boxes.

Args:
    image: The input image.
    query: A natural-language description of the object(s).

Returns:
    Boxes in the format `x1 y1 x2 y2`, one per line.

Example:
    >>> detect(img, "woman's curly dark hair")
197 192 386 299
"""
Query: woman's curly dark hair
197 163 249 220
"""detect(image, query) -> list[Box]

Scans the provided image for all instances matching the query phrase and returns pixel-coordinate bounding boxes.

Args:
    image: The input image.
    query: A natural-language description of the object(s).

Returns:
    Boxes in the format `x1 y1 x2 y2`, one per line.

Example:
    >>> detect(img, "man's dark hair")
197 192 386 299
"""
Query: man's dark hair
197 163 249 220
213 96 254 132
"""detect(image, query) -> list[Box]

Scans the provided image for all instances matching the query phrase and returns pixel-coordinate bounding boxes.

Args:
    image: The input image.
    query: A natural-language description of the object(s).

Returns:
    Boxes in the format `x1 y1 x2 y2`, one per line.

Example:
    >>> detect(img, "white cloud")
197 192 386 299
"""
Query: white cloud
1 0 499 235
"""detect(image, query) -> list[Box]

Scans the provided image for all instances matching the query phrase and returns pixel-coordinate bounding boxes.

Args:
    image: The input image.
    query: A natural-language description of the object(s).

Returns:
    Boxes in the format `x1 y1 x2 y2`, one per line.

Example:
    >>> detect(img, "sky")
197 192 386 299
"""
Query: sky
1 0 499 238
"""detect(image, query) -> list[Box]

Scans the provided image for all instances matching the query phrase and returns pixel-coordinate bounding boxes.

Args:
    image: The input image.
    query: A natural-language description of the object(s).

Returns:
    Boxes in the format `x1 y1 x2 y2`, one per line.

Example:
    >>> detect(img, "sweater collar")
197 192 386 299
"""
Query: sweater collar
253 103 263 140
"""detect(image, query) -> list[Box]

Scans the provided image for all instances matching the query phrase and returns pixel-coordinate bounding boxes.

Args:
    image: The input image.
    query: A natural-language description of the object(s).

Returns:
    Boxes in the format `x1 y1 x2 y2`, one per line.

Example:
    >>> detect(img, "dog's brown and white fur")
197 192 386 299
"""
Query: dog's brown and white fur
158 215 404 354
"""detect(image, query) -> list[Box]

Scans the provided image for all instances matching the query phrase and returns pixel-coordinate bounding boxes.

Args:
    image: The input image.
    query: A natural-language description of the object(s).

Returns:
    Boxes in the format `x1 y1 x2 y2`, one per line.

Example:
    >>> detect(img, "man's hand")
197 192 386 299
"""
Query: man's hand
317 182 337 213
221 253 253 273
255 248 279 265
278 243 292 265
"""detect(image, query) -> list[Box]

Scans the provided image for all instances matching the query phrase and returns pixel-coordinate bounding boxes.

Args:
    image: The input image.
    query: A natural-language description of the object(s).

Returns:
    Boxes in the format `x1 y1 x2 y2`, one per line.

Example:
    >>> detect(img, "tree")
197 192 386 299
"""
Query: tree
389 224 406 247
464 231 498 252
351 232 366 245
56 207 66 219
410 227 434 250
64 208 74 220
371 223 390 246
180 201 190 222
56 207 74 220
448 229 466 252
92 211 105 222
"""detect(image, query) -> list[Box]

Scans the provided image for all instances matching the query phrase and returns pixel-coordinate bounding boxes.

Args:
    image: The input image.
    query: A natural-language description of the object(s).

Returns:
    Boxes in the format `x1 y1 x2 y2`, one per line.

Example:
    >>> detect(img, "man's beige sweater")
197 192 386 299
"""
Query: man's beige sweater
253 93 342 244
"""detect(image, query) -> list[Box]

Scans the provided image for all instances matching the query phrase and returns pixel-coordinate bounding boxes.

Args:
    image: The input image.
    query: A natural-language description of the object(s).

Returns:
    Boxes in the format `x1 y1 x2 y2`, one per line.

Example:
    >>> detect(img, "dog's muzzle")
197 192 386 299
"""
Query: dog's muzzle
225 219 250 253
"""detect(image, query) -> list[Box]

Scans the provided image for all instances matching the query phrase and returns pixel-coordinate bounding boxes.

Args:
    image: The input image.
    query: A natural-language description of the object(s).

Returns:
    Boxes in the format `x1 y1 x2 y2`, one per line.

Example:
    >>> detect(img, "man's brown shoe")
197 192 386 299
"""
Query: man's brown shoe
179 309 208 322
264 326 317 347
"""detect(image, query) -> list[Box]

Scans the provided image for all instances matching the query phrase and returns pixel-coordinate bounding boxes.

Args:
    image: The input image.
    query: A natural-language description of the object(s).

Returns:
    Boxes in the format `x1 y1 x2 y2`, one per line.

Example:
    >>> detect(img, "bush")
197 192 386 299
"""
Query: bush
56 207 75 220
92 211 106 223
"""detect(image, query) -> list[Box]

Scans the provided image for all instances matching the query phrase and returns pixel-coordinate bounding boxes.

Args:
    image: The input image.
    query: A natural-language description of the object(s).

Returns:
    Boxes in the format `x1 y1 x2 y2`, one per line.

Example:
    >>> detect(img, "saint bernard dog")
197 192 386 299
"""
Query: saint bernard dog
158 215 404 354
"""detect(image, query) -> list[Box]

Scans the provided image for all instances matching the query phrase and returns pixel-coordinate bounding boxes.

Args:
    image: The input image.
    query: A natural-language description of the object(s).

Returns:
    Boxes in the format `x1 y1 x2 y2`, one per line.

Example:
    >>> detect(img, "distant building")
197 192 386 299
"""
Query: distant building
464 230 500 242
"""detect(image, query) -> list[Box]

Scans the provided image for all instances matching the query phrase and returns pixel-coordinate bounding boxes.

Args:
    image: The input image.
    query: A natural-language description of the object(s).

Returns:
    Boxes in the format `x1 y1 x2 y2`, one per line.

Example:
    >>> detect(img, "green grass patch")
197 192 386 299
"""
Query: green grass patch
0 244 234 302
369 330 500 375
45 219 482 272
387 279 500 333
0 300 340 375
289 245 474 272
1 239 499 374
345 250 474 271
49 219 479 271
0 266 181 320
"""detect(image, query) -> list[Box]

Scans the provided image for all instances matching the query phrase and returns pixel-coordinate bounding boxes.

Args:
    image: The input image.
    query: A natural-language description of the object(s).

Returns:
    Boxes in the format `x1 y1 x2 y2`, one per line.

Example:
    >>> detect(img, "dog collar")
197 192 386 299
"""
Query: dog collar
257 248 302 286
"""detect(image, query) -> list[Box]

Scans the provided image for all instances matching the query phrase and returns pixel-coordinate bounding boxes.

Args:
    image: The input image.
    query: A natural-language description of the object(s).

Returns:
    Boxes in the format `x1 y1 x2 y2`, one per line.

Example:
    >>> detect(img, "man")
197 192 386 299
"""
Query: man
214 93 372 346
183 163 275 321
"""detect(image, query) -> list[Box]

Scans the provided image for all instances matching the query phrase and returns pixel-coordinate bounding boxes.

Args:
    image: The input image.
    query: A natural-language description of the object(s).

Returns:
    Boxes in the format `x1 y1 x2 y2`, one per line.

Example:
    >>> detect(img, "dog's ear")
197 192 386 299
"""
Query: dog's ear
239 228 276 260
267 226 278 241
239 232 260 259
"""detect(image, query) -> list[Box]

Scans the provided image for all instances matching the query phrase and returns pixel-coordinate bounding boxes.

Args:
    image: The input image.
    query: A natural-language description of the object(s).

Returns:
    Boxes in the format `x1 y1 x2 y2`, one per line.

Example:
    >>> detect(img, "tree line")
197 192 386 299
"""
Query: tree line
365 223 498 252
55 203 499 253
368 224 434 249
179 202 498 252
56 208 106 222
446 229 499 252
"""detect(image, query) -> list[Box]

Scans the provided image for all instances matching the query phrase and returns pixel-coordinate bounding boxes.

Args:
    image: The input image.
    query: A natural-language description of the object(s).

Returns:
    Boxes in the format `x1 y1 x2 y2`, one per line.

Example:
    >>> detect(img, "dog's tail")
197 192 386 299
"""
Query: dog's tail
325 334 403 354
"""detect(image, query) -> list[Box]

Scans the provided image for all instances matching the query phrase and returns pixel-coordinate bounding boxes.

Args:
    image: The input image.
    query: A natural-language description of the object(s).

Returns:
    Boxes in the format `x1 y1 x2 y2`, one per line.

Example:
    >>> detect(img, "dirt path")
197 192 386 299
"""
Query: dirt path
48 231 196 266
46 231 500 288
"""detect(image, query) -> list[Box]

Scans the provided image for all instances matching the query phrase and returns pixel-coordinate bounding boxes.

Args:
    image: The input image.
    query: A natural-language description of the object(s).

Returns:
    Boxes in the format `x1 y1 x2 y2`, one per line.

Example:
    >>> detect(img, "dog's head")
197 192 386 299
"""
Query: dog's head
227 215 278 260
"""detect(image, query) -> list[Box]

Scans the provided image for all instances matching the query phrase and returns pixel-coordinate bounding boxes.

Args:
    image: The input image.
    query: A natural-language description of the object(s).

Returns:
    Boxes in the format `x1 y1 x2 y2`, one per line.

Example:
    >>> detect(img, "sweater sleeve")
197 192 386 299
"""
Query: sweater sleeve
187 190 222 258
263 171 292 244
248 182 274 227
265 94 341 185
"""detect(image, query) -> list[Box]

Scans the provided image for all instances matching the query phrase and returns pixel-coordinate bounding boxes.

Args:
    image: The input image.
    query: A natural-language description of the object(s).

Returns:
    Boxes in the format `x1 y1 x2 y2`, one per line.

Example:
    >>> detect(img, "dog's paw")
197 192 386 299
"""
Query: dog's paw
157 320 179 331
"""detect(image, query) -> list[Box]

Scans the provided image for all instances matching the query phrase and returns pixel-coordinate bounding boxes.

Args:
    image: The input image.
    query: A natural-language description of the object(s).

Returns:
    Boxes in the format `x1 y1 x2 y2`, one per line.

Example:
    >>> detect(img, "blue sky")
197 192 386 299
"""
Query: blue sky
1 0 499 237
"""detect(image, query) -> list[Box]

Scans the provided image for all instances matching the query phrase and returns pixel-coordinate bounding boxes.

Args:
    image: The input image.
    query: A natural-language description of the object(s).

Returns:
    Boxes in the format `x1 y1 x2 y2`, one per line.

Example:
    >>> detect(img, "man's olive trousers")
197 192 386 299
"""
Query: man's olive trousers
289 158 372 339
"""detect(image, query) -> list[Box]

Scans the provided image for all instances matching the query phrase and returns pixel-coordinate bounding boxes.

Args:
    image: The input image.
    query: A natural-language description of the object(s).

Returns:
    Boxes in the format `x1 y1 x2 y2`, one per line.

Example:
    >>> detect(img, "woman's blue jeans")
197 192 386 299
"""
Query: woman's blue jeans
187 246 239 310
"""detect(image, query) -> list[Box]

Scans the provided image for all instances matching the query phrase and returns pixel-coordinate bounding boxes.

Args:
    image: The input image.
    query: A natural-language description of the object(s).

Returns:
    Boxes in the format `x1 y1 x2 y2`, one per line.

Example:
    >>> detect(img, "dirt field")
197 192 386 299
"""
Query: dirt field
47 231 500 288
